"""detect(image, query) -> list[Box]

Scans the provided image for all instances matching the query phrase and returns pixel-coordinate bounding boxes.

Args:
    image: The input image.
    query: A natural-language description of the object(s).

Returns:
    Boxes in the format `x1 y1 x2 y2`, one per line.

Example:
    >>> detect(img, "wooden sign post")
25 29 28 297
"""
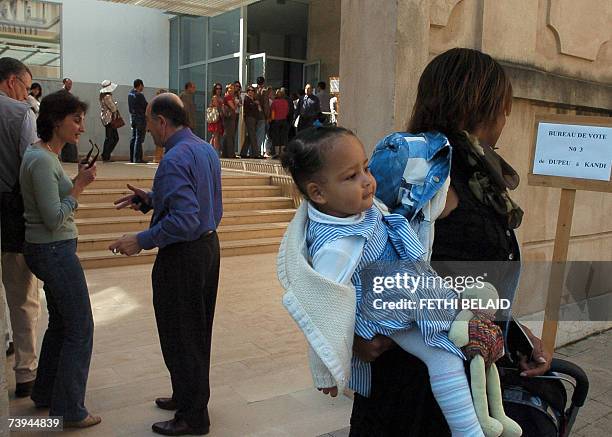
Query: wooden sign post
528 114 612 353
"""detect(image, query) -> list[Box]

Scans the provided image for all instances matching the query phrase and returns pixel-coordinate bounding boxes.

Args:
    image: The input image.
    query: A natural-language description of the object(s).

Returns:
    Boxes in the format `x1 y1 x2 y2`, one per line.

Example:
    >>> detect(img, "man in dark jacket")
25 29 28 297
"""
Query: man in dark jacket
296 83 320 131
128 79 148 163
59 77 79 162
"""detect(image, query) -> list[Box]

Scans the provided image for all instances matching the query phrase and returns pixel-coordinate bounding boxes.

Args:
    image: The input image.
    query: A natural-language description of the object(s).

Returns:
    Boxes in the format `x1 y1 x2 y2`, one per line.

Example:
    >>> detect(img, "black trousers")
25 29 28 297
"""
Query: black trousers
269 120 289 155
130 124 146 162
349 348 450 437
297 115 316 132
152 231 220 431
240 116 258 157
222 115 237 158
102 125 119 161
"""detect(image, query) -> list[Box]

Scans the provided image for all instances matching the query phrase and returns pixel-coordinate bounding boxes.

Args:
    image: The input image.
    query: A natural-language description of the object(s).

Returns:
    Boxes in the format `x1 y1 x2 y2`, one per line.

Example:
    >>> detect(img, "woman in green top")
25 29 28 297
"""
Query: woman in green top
20 90 100 428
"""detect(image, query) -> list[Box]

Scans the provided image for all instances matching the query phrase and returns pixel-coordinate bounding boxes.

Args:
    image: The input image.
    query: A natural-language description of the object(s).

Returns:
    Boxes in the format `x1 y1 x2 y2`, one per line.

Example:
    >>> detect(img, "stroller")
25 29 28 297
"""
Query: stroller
499 321 589 437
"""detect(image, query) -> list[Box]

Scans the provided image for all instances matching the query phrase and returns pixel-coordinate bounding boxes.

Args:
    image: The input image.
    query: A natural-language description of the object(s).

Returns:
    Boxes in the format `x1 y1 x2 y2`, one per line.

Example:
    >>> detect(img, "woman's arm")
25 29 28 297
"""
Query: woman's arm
29 159 93 231
438 185 459 219
518 324 552 377
353 334 395 362
104 94 118 113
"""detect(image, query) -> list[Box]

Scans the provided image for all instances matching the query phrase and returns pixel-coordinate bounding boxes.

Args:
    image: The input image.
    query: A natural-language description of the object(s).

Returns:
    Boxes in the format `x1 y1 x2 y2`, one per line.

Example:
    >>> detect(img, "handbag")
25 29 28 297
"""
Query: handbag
206 106 220 124
110 112 125 129
1 183 26 253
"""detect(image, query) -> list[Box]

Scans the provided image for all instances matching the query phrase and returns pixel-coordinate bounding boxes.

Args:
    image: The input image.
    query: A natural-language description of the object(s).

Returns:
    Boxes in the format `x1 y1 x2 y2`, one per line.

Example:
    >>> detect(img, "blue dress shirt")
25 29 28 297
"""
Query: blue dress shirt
137 128 222 250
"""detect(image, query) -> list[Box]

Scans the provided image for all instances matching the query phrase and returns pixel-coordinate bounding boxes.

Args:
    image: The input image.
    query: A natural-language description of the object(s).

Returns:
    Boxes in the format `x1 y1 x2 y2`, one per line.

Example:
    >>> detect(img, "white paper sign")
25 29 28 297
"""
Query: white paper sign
533 122 612 181
329 78 339 93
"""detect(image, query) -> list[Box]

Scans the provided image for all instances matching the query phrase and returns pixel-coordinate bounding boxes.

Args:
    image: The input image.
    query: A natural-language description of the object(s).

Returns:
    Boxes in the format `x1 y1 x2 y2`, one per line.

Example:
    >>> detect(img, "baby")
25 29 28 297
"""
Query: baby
279 127 484 437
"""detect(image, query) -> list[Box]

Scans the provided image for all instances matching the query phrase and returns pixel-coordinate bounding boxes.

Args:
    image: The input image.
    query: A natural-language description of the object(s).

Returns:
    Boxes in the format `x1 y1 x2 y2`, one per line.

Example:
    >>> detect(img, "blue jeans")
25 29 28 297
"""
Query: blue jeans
255 119 266 155
130 124 146 162
23 239 93 421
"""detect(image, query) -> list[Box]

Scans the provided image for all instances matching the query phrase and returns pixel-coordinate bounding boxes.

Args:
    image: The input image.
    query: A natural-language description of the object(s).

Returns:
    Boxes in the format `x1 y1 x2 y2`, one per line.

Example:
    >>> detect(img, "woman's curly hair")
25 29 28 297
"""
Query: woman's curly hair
280 126 355 198
37 90 88 142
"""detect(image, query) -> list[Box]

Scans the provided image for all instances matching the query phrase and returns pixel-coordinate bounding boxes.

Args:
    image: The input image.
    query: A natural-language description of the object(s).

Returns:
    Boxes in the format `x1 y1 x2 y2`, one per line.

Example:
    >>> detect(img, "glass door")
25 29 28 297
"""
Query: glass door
247 52 266 87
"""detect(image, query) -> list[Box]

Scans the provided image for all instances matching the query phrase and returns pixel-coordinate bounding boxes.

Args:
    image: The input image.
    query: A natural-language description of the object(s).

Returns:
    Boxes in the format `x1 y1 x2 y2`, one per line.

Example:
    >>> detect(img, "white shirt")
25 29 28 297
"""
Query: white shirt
307 202 366 285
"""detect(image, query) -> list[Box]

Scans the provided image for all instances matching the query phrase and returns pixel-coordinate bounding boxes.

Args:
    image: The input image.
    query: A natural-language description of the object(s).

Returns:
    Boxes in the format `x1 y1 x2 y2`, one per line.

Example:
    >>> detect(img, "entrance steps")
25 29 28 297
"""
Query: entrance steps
76 175 296 269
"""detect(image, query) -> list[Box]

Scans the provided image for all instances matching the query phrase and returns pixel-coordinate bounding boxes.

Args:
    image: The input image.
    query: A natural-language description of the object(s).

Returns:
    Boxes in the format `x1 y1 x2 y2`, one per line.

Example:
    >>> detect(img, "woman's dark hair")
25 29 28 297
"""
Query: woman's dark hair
29 82 42 98
99 91 110 101
280 126 355 197
37 91 88 142
408 48 512 136
211 82 222 96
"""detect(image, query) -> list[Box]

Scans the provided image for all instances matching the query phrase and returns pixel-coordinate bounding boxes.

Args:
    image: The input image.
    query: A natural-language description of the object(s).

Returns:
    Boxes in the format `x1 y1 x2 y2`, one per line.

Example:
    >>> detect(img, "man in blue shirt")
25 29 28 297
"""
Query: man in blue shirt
127 79 148 163
110 93 222 436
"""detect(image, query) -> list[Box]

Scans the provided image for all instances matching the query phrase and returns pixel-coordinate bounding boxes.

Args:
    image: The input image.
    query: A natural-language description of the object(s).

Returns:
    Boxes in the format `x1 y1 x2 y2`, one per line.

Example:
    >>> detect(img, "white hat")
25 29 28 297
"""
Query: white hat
100 80 118 94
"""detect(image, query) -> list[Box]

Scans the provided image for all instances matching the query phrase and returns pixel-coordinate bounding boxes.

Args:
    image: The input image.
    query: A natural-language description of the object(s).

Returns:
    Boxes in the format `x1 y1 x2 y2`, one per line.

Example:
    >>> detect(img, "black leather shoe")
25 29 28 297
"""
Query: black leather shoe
151 418 208 436
155 397 177 410
15 380 35 398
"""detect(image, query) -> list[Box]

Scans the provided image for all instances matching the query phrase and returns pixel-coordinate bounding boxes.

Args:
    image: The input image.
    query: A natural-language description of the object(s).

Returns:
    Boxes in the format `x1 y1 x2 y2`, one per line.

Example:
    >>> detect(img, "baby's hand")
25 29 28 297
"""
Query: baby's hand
317 386 338 397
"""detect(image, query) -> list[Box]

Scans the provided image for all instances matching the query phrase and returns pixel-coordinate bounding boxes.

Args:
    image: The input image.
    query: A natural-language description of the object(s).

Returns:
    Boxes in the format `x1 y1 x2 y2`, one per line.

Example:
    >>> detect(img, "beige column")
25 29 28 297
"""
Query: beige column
338 0 430 154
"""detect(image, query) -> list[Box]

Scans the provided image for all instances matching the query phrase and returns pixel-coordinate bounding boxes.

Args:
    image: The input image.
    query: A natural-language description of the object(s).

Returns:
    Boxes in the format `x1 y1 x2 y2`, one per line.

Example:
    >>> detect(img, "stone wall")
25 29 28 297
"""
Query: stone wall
338 0 612 346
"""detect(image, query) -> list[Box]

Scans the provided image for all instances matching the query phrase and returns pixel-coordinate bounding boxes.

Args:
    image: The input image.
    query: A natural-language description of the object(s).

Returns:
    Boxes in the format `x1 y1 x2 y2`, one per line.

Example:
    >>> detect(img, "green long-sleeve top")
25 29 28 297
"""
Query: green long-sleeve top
20 145 79 243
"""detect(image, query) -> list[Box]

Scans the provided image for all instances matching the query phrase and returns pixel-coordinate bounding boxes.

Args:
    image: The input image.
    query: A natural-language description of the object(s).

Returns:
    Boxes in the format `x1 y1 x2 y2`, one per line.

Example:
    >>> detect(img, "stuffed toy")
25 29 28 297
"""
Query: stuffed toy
449 283 522 437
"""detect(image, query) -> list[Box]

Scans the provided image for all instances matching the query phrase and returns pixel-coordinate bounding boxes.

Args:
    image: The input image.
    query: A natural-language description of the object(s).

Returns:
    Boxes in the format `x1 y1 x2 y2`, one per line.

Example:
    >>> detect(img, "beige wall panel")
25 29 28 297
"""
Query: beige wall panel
393 1 431 133
430 0 482 54
307 0 341 82
535 0 612 83
480 0 538 64
339 0 398 150
339 0 430 151
547 0 611 61
430 0 464 27
512 235 612 319
521 233 612 262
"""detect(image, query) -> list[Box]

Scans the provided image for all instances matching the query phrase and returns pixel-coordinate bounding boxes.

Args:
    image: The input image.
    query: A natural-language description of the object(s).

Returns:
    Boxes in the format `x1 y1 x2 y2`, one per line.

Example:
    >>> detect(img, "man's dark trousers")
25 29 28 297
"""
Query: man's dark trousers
130 123 146 162
152 231 220 431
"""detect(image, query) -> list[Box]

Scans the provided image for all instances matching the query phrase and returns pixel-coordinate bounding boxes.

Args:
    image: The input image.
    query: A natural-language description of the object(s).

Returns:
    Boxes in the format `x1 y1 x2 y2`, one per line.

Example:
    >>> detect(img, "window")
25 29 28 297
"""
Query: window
208 9 239 59
180 16 206 65
0 0 62 79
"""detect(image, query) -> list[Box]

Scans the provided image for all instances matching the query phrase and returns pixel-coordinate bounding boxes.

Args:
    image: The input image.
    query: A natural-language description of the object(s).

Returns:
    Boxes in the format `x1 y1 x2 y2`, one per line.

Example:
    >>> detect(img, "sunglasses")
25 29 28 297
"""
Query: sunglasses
81 140 100 168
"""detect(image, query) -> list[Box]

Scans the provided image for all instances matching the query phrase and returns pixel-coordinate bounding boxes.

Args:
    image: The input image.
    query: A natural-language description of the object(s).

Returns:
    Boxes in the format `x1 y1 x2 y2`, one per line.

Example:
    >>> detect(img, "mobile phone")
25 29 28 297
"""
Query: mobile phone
131 194 143 206
505 318 534 363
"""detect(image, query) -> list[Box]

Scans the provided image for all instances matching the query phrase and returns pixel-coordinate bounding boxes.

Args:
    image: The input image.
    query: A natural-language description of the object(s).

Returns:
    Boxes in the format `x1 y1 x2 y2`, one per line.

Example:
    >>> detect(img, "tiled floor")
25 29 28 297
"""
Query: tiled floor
7 254 353 436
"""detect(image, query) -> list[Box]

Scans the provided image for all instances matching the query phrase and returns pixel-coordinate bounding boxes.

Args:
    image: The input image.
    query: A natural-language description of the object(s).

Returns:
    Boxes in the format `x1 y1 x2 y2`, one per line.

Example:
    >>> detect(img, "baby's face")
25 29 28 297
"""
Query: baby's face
315 135 376 218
